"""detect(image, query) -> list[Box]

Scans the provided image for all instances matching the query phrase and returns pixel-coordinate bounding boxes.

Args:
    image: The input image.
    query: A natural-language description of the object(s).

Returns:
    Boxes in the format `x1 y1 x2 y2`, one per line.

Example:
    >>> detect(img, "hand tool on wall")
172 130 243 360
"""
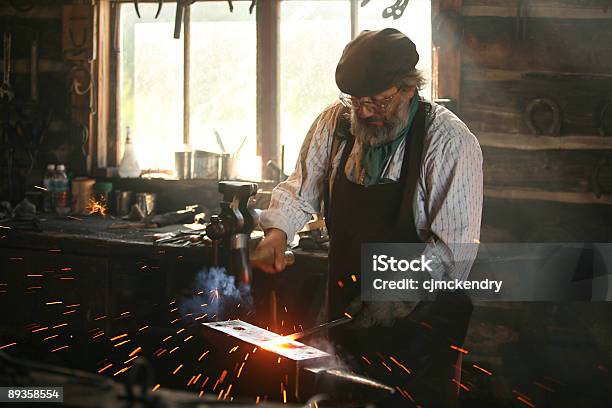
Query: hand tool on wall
134 0 164 19
174 0 186 39
29 38 38 103
382 0 410 20
1 32 15 102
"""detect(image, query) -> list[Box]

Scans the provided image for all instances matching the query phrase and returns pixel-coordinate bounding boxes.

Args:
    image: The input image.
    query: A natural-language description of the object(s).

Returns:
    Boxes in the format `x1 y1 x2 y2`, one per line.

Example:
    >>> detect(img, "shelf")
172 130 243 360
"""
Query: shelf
463 68 612 82
463 1 612 19
477 132 612 151
484 186 612 205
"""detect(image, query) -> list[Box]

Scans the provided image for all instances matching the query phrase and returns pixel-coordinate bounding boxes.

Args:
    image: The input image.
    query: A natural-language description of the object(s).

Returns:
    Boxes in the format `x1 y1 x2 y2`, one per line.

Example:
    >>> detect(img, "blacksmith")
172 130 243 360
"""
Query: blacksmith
257 28 483 405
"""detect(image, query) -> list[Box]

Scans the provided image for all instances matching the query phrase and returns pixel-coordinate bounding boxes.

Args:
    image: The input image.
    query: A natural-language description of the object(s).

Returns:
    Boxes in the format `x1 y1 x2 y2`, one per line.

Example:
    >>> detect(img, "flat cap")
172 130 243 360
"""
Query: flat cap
335 28 419 97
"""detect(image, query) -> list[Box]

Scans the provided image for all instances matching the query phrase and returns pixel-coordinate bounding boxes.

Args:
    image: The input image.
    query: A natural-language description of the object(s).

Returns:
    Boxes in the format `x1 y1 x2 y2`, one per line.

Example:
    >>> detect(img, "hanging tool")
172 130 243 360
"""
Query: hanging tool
382 0 411 20
174 0 186 39
1 32 15 101
134 0 164 19
30 38 38 102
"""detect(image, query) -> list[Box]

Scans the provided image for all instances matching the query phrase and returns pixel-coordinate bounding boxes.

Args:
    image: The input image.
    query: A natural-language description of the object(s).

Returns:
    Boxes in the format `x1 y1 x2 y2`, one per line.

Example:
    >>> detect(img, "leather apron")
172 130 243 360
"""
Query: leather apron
323 101 473 406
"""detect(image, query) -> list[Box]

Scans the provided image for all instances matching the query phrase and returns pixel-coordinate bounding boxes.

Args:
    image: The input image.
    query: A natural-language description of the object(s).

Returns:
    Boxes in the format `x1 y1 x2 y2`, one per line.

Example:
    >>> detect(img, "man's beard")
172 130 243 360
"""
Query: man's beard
350 95 413 147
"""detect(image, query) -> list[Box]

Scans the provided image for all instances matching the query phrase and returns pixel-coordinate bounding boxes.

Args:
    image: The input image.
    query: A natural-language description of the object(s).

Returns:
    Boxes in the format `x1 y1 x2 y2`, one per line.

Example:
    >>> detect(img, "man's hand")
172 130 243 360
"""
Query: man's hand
253 228 288 274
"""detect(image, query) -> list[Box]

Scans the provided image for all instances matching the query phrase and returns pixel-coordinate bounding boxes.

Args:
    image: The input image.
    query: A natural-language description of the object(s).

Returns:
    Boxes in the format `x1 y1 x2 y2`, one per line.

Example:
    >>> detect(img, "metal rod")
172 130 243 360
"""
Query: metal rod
289 316 351 341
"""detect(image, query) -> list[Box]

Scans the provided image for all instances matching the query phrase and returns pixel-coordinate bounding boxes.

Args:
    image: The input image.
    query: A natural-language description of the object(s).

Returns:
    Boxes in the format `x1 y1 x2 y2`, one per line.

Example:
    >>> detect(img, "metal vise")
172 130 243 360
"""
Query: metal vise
206 181 259 285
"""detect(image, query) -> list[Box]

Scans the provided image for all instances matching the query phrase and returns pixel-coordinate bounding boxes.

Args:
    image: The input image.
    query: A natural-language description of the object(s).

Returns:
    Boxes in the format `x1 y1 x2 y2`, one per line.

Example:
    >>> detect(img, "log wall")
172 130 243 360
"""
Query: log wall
438 0 612 241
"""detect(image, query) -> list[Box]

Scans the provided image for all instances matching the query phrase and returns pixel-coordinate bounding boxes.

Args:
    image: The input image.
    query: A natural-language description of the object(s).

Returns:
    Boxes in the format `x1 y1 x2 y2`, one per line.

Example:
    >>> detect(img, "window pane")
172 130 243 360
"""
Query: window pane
280 1 351 171
120 3 183 170
189 2 257 179
358 0 432 99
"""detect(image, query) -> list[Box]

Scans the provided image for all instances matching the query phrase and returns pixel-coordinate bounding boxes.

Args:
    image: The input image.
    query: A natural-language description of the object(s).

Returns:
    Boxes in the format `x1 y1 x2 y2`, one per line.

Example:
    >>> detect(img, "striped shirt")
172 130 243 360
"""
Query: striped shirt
261 100 483 281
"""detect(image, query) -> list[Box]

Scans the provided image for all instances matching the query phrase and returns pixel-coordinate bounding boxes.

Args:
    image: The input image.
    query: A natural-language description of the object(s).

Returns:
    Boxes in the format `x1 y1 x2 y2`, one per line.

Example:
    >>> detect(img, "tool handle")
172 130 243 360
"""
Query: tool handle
250 248 295 267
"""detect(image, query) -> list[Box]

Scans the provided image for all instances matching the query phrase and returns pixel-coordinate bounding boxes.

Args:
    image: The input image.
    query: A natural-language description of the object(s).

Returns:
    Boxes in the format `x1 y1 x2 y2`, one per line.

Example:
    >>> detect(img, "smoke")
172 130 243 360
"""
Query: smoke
305 337 352 372
179 266 253 322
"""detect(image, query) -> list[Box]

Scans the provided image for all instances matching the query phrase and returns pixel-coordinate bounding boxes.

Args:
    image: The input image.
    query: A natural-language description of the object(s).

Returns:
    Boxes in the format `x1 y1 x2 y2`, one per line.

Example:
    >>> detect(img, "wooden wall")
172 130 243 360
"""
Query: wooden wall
0 1 98 204
437 0 612 241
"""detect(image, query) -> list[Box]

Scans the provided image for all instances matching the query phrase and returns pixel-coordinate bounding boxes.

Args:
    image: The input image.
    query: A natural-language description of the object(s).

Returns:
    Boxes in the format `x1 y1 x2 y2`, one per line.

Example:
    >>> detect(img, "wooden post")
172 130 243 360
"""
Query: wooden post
256 0 280 177
183 4 190 146
432 0 462 111
96 0 111 170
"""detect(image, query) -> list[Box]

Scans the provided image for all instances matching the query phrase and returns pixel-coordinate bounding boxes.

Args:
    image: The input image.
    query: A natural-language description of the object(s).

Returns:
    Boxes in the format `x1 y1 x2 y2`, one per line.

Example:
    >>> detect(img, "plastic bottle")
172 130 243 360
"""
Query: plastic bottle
54 164 70 215
43 164 55 212
118 126 141 178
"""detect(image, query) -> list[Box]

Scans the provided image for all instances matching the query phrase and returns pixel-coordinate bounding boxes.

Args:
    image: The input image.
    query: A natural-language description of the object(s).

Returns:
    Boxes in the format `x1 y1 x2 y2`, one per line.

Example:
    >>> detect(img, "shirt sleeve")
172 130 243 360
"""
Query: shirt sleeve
260 103 343 240
422 125 483 281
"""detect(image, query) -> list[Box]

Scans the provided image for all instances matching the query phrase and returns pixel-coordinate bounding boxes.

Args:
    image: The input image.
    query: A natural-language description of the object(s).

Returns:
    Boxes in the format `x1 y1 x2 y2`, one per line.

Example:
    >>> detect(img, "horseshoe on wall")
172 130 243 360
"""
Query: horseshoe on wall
524 97 562 136
596 99 612 137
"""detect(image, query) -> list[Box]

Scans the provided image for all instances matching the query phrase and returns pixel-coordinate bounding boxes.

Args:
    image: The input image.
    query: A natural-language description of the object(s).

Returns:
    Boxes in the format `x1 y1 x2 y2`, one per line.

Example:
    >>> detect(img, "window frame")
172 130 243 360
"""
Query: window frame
107 0 443 178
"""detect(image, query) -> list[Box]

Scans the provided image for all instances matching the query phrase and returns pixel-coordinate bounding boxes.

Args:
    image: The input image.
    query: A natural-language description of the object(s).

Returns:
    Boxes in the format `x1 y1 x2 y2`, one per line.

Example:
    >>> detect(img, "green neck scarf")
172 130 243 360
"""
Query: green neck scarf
361 91 420 186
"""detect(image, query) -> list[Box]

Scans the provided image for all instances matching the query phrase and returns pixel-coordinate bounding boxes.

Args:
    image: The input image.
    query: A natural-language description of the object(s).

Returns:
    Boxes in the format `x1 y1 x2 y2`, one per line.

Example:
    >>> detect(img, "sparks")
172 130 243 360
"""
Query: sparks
351 274 357 282
198 350 210 361
98 363 113 373
152 384 160 392
472 364 492 376
516 396 536 407
237 362 245 378
389 356 411 374
450 344 469 354
51 345 69 353
113 366 133 376
86 197 108 216
172 364 183 375
452 378 470 392
31 326 49 333
129 346 142 357
0 342 17 350
113 339 131 348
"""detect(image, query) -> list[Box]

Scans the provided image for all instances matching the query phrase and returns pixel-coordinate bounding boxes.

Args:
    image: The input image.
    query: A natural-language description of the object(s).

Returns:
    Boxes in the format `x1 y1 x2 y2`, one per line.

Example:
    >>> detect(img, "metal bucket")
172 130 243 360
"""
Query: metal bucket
193 150 221 179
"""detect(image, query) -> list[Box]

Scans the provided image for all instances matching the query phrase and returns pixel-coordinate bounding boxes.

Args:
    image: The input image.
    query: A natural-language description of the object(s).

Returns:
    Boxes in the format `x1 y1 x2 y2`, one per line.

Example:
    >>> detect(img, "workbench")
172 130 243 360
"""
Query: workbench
0 215 329 387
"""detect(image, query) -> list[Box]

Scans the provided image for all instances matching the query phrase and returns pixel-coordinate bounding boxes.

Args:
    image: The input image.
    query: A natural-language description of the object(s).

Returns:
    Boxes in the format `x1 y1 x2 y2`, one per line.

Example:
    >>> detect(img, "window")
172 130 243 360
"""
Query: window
118 1 432 178
280 1 351 171
119 2 256 177
279 0 432 171
189 2 258 179
120 3 183 171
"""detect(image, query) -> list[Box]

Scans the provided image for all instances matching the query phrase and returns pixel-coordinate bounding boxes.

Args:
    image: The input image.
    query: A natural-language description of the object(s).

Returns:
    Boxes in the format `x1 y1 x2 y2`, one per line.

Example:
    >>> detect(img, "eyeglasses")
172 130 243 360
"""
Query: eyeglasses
338 88 402 114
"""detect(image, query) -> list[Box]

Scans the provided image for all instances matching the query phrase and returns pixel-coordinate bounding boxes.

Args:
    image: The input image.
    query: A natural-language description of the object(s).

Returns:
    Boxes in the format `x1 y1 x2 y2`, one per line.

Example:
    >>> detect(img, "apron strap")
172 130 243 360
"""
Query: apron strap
396 101 429 232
